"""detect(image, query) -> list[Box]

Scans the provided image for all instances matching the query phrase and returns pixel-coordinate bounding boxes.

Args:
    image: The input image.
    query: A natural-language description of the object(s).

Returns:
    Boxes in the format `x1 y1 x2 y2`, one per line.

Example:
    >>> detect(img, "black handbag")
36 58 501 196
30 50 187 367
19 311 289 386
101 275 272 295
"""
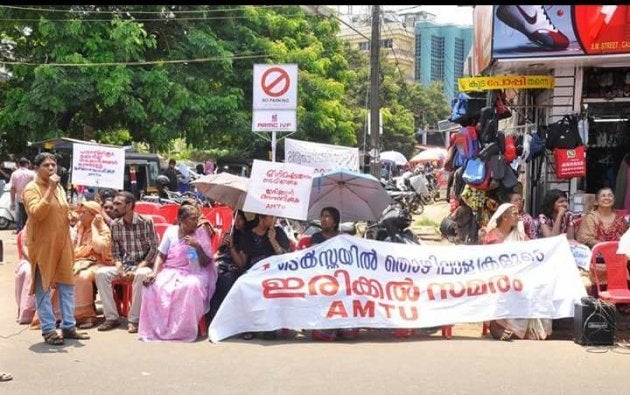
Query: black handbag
488 154 506 180
545 115 583 149
478 142 501 161
478 106 498 145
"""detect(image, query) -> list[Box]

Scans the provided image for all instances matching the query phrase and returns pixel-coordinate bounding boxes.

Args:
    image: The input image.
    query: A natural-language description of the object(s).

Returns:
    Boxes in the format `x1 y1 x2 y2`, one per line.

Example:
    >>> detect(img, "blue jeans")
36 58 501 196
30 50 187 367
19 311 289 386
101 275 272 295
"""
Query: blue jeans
34 267 76 334
15 201 27 232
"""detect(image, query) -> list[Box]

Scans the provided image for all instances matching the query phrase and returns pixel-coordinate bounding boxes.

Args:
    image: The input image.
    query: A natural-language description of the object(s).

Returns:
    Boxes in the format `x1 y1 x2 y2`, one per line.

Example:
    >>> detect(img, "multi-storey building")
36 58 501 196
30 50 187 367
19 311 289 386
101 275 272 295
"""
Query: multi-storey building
335 7 416 83
401 11 472 102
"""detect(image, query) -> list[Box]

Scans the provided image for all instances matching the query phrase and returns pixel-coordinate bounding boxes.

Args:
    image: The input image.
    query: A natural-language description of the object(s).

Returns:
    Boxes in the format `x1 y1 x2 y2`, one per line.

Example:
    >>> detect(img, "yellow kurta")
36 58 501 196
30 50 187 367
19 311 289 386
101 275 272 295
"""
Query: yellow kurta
22 177 74 295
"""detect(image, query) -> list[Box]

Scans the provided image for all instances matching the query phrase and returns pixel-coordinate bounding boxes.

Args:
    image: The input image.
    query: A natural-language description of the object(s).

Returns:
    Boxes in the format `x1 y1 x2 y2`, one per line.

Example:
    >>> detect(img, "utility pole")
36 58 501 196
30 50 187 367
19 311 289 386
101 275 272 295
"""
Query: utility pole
369 5 381 178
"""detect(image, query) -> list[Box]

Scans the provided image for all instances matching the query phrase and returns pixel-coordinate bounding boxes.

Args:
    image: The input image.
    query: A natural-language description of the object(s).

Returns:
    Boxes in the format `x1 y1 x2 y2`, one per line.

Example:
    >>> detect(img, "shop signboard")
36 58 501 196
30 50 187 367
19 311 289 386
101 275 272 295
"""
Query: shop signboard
492 5 630 59
458 75 555 92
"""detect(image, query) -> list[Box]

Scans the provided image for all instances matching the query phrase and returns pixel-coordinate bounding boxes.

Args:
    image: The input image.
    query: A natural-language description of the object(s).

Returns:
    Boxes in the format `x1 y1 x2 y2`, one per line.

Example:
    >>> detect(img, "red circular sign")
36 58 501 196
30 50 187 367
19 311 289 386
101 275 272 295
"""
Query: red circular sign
261 67 290 98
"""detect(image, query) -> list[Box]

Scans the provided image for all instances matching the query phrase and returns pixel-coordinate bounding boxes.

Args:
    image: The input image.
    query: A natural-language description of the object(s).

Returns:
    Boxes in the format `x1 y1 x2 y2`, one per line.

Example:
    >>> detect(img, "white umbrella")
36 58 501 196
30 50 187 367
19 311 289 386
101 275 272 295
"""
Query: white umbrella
409 148 448 165
308 169 392 222
379 150 408 166
191 172 250 209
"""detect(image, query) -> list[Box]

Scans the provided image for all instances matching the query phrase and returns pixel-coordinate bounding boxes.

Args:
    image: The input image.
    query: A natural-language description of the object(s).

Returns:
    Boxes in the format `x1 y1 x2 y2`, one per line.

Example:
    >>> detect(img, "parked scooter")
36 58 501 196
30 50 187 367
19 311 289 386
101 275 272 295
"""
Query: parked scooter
383 173 425 215
363 203 421 245
0 183 16 230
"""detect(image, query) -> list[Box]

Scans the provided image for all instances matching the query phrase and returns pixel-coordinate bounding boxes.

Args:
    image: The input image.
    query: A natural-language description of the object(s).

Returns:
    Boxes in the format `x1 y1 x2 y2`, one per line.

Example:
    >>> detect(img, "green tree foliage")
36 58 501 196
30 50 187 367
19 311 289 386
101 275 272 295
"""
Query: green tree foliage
0 5 356 159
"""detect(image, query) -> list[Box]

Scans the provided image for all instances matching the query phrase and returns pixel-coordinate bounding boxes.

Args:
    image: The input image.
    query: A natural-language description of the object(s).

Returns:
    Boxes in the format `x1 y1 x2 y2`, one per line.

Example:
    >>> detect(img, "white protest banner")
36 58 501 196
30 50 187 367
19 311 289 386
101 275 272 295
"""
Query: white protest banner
71 143 125 190
243 159 315 220
284 138 360 175
209 234 587 342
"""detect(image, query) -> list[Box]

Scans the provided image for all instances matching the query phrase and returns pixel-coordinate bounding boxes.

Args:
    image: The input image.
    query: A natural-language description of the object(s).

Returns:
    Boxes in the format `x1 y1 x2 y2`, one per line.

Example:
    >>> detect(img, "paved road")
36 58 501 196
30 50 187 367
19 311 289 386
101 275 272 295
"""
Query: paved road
1 229 629 394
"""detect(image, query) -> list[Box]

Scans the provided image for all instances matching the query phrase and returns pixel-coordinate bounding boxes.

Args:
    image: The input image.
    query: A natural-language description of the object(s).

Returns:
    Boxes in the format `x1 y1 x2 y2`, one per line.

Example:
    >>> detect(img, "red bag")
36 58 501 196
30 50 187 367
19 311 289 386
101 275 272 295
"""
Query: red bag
504 135 517 163
554 146 586 179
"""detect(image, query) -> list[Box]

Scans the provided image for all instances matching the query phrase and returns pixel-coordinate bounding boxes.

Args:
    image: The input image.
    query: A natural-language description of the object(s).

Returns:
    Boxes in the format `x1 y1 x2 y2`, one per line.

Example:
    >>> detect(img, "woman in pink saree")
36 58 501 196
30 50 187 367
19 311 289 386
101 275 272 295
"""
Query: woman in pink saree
139 204 216 342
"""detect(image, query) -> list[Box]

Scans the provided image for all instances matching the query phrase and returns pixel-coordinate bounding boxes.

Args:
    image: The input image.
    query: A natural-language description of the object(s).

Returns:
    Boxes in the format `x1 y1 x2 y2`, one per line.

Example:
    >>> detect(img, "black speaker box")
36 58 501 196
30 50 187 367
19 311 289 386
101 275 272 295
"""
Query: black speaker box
574 301 616 346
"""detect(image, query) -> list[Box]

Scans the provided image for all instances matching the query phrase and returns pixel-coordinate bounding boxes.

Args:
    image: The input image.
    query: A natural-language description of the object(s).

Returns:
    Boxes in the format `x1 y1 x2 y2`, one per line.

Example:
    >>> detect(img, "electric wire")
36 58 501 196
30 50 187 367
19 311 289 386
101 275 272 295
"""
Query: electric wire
0 5 280 14
0 53 271 67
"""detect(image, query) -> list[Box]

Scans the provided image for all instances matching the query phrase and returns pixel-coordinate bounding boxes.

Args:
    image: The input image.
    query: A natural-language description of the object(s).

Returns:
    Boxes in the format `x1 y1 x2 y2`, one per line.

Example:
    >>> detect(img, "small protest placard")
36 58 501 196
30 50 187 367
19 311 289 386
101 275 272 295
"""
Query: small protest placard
243 159 315 220
72 143 125 190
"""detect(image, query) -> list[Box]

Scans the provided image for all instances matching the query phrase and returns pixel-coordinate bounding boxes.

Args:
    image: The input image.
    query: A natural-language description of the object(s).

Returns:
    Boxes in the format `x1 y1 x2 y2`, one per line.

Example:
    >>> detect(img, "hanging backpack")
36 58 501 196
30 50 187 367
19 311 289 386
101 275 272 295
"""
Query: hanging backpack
449 92 487 125
453 126 480 168
526 130 545 162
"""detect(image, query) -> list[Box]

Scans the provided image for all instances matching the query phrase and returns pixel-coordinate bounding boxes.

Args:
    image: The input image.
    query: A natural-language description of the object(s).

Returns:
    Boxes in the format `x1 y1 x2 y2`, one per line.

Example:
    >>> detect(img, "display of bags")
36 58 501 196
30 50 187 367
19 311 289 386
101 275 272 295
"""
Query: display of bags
554 145 587 179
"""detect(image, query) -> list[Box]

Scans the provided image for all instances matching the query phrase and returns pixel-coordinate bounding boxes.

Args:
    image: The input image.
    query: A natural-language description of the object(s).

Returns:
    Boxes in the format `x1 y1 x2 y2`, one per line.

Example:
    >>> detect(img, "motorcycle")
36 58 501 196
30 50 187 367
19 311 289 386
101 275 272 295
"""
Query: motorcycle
363 203 421 245
0 183 16 230
382 173 425 216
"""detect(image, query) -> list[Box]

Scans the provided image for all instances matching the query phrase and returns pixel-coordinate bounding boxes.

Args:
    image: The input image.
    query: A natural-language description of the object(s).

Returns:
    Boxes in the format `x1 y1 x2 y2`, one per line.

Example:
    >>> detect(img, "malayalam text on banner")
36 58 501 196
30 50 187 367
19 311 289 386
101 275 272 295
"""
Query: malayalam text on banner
71 143 125 190
243 159 315 220
209 234 586 342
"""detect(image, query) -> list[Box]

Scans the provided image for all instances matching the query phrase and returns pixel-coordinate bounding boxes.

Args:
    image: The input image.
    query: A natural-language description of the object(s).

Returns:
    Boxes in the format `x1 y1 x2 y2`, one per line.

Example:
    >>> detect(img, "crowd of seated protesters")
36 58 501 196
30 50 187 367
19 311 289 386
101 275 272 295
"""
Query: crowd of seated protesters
13 182 630 344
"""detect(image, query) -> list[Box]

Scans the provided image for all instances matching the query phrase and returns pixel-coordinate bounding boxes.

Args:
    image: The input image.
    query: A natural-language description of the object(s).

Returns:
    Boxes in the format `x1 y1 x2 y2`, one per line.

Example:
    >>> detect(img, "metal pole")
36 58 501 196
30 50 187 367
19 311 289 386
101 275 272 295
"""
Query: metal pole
271 131 277 162
369 5 381 178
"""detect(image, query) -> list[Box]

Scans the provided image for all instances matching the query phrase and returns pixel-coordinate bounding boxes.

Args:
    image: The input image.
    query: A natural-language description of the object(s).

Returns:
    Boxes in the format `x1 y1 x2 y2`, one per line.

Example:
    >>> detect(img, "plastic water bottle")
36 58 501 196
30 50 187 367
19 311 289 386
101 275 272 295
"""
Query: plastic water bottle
186 247 199 271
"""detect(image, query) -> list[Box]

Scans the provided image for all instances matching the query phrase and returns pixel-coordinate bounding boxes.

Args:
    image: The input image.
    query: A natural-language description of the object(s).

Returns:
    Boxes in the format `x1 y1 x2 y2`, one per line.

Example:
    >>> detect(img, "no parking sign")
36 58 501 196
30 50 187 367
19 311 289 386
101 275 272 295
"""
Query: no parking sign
253 64 298 110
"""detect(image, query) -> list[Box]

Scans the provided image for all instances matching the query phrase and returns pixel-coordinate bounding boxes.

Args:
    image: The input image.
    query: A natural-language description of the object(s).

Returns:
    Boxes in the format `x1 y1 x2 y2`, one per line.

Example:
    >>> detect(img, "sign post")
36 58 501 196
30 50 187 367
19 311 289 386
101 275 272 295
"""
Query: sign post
252 64 298 162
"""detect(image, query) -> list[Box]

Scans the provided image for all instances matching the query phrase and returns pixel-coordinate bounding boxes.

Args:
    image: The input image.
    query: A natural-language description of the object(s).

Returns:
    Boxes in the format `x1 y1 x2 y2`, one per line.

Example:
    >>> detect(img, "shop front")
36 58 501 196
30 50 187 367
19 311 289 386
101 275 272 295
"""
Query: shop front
470 5 630 216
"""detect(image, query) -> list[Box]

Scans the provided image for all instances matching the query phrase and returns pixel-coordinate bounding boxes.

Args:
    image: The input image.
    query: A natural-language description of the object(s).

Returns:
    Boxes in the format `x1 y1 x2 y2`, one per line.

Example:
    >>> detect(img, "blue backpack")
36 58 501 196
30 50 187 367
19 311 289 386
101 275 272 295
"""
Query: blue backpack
449 92 487 125
449 93 471 124
453 126 480 168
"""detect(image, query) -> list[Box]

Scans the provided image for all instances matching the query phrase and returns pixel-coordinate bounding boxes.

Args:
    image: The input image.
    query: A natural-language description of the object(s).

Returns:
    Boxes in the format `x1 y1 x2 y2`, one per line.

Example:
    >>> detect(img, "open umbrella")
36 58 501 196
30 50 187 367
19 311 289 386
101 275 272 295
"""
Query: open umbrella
308 169 392 222
380 150 408 166
191 172 250 209
409 148 448 165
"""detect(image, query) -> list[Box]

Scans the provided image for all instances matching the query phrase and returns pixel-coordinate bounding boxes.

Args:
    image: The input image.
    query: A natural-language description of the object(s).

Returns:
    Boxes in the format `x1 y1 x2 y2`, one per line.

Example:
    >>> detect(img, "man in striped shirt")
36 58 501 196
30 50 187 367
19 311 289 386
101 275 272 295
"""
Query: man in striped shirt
95 191 159 334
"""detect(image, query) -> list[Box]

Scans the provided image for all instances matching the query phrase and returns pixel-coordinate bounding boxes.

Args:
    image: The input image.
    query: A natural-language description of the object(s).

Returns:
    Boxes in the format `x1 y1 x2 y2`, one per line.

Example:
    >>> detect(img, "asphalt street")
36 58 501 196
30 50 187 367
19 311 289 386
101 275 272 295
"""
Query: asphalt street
2 225 630 394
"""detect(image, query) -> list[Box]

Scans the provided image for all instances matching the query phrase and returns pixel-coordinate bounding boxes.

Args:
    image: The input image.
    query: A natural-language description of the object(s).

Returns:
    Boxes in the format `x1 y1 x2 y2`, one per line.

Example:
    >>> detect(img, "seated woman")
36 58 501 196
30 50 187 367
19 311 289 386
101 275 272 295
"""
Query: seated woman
207 210 252 323
508 191 537 240
537 189 576 240
577 187 629 294
483 203 551 341
311 207 360 342
101 197 116 228
15 229 36 324
577 187 629 247
73 201 113 329
139 204 216 342
238 213 290 340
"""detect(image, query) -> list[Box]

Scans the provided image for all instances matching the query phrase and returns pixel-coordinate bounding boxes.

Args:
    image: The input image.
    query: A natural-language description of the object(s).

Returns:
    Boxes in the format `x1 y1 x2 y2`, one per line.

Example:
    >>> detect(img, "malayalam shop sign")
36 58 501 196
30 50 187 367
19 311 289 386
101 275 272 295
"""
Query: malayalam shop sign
458 75 555 92
252 64 298 132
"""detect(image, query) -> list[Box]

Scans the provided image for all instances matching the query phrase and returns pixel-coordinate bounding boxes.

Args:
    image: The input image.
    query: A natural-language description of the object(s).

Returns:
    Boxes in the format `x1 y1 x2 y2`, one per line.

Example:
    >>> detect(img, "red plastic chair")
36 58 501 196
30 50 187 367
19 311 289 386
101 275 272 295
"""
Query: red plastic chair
296 235 312 250
146 214 167 224
207 206 234 235
198 315 208 338
159 204 180 224
154 223 170 242
134 201 161 216
591 241 630 305
111 279 133 317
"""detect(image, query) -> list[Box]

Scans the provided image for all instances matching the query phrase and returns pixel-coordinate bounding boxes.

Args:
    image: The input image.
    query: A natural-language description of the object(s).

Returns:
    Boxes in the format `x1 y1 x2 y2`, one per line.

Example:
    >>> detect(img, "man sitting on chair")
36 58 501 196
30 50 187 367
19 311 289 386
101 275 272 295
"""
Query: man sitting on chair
95 191 159 333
